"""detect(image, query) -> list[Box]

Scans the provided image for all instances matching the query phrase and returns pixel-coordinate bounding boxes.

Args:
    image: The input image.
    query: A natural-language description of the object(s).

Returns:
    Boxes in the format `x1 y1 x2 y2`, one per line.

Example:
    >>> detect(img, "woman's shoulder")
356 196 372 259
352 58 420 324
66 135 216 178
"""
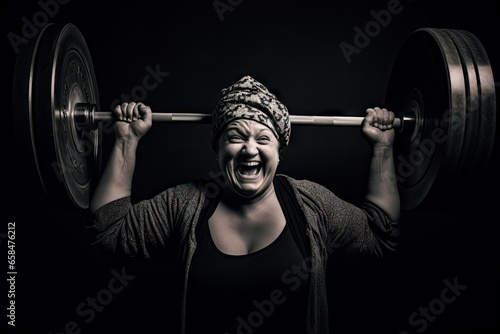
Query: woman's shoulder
276 174 334 196
156 179 205 200
166 176 225 197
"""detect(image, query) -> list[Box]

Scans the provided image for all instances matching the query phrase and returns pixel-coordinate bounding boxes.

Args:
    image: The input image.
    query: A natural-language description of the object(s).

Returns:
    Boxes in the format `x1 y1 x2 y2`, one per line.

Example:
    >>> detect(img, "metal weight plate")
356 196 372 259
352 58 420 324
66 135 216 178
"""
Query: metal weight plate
385 28 467 211
441 29 480 185
12 24 50 209
14 23 101 209
444 29 496 186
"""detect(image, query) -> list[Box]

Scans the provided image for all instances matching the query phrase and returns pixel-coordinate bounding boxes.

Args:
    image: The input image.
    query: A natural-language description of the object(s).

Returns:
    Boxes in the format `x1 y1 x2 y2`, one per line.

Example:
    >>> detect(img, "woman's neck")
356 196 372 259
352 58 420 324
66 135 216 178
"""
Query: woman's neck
221 183 277 216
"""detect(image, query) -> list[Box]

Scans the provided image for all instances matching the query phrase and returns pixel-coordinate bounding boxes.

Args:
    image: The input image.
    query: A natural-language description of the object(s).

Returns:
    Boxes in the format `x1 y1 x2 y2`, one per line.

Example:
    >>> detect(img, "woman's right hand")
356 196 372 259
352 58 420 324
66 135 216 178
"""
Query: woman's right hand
113 102 153 141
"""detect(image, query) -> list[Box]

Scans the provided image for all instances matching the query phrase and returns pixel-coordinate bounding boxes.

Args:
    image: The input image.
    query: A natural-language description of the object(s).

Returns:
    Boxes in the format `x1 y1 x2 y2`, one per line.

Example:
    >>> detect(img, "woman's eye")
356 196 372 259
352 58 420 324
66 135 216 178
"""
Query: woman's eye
257 136 270 143
228 135 244 142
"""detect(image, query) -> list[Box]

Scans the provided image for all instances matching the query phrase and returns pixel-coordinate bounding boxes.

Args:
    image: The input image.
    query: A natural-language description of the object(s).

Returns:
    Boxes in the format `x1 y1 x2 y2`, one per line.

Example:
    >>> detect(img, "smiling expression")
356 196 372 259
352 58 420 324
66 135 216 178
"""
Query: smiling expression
216 119 280 199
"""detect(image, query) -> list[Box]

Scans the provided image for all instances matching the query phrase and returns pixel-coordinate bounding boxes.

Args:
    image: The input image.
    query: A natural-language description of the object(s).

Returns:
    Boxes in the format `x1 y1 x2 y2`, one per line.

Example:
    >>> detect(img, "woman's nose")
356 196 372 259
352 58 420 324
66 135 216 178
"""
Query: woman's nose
242 139 258 155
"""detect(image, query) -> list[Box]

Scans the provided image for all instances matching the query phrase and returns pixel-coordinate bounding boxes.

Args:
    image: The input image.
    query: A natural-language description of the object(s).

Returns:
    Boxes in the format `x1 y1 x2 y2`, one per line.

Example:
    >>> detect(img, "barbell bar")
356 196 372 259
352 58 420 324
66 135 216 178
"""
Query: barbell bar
12 23 497 211
73 102 413 130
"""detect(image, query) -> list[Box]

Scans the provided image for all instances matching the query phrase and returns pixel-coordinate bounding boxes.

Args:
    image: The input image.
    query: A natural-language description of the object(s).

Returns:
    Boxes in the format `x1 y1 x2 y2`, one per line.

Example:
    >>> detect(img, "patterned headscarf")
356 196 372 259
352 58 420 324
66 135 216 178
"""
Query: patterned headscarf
211 75 291 151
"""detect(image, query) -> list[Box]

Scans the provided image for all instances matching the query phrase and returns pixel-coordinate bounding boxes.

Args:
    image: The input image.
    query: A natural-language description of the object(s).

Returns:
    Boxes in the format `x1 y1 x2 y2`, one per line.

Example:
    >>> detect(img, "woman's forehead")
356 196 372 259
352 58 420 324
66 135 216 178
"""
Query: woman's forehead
224 119 275 133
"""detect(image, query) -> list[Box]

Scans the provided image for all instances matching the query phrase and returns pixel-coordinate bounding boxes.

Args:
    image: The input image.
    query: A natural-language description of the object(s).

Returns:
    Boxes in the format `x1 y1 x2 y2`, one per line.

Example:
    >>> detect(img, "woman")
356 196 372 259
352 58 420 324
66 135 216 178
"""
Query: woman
88 75 400 333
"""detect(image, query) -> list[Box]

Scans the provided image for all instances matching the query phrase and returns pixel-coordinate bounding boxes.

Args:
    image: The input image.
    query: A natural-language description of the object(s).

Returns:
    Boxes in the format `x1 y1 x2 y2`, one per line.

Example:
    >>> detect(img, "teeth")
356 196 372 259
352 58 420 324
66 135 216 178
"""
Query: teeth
237 161 261 178
239 161 260 166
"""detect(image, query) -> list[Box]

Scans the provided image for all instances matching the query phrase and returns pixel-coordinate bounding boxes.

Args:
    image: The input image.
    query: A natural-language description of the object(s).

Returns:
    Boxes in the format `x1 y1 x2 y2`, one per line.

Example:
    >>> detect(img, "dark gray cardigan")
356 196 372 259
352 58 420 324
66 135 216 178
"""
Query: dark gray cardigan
89 174 399 333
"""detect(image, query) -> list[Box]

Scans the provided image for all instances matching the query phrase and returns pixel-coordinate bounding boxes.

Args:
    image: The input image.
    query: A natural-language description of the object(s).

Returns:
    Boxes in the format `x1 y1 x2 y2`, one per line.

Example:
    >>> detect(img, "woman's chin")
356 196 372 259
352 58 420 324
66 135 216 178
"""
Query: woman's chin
231 178 266 198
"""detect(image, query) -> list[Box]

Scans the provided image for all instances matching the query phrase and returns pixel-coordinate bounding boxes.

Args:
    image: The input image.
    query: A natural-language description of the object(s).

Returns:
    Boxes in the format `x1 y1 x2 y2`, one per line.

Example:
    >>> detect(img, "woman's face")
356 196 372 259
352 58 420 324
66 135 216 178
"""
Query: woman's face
216 119 280 199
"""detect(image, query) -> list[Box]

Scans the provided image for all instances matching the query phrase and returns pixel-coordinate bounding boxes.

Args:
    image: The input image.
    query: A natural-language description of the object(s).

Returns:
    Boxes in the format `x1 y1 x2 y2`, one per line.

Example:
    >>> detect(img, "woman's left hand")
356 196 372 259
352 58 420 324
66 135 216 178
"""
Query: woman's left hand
361 107 396 147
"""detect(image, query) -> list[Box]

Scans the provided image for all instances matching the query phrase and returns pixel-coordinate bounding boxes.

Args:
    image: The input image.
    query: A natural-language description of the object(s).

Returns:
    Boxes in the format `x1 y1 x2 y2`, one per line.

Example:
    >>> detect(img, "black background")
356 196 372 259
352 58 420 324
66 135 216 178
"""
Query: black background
3 0 499 333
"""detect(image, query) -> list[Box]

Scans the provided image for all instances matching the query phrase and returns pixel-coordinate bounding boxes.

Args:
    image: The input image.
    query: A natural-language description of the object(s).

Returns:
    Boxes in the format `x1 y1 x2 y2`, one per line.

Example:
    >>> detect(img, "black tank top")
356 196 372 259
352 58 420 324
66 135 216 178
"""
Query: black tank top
186 176 310 334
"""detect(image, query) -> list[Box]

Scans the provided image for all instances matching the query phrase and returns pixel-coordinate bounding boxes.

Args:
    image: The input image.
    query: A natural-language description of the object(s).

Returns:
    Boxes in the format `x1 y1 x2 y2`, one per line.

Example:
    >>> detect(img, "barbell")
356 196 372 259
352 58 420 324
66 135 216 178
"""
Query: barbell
12 23 496 211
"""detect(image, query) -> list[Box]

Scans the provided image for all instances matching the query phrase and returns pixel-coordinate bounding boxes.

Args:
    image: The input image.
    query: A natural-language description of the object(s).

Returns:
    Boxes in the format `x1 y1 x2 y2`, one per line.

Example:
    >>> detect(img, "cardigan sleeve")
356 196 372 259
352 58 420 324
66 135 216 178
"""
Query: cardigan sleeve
286 176 400 258
86 181 204 260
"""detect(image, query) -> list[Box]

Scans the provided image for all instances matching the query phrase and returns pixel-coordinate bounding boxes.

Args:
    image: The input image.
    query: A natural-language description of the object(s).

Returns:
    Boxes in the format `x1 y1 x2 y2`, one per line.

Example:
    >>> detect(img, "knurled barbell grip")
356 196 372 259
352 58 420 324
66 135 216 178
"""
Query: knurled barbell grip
76 103 411 130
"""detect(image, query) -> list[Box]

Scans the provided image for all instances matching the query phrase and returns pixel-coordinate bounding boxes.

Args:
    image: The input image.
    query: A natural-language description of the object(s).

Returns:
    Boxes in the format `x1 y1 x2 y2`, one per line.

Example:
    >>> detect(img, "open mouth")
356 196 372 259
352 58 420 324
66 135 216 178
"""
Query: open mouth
236 161 262 179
